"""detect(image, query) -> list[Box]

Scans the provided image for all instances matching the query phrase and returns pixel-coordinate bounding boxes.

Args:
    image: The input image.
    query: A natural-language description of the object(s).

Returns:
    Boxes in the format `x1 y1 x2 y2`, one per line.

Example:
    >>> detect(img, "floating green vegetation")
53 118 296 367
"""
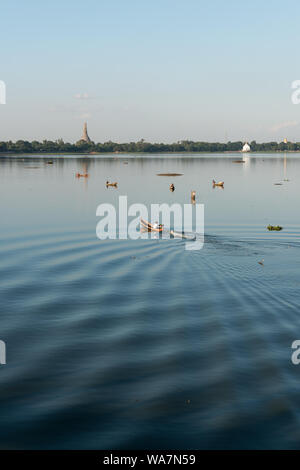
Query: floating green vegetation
267 225 283 231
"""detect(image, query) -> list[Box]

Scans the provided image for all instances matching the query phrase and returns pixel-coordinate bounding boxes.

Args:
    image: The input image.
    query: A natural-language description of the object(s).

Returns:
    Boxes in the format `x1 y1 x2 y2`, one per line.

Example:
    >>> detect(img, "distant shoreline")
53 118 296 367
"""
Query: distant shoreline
1 150 300 157
1 140 299 155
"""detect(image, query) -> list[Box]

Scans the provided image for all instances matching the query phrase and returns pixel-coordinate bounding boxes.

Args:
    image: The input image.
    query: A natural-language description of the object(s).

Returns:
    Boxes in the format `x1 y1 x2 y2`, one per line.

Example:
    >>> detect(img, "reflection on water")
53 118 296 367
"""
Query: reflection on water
0 153 300 449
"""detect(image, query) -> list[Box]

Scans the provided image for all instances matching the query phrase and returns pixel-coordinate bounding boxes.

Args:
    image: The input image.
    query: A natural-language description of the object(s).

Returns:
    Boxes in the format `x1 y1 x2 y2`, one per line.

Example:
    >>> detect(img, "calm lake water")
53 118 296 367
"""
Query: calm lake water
0 152 300 449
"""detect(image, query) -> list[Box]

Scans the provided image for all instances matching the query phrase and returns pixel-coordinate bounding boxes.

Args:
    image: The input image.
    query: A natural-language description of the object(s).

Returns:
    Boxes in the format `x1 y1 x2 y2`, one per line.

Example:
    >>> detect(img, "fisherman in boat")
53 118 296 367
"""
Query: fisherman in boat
153 221 160 230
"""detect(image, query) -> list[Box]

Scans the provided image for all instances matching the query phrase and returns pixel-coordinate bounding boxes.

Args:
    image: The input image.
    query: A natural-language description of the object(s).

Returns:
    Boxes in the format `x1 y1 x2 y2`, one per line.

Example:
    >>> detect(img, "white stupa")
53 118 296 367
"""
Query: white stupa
242 142 251 153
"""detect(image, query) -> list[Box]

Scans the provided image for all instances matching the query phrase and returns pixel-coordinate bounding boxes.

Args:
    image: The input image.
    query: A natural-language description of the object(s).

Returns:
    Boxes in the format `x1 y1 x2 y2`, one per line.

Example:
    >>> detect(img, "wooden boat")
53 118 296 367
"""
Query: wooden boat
212 179 224 187
106 181 118 187
157 173 183 176
140 219 164 232
76 173 89 178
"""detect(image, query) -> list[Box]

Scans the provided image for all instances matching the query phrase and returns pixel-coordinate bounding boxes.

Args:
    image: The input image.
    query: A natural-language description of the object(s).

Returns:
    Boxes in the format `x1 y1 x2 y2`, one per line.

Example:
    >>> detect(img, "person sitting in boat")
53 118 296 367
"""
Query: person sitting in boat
153 221 160 229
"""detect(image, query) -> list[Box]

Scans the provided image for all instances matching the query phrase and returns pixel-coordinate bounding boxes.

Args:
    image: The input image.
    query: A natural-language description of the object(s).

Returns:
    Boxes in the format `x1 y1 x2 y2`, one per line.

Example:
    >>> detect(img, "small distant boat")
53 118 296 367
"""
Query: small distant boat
106 181 118 187
140 219 164 232
212 179 224 187
76 173 89 178
156 173 183 176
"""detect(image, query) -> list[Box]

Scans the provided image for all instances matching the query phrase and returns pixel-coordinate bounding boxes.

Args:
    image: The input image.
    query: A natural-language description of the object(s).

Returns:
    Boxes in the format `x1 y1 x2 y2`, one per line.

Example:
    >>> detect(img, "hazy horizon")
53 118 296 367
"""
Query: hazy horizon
1 0 300 143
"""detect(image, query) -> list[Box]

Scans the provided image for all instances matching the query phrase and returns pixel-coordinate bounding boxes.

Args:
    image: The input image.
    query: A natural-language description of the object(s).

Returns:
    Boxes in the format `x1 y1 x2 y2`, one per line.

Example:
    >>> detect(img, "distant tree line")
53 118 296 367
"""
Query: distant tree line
0 139 300 154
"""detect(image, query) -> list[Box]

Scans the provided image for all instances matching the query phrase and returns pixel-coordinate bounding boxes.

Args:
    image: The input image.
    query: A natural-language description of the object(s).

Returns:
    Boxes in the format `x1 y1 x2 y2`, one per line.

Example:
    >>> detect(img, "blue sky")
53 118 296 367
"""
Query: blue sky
1 0 300 142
